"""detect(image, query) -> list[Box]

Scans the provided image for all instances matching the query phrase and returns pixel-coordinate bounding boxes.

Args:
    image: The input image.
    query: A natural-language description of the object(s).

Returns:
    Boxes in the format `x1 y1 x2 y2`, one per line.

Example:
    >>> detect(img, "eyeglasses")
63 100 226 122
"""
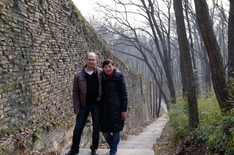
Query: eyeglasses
87 59 96 62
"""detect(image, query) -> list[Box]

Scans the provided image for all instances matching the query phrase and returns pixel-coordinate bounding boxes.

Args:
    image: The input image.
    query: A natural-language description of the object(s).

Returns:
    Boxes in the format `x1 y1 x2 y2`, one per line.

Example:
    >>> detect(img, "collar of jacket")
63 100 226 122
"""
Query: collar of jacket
103 69 123 80
81 65 101 75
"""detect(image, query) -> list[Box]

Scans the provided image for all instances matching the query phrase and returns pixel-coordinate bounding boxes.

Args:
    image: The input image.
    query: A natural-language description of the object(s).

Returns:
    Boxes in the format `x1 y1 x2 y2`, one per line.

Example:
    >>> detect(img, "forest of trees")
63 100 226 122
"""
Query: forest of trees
83 0 233 131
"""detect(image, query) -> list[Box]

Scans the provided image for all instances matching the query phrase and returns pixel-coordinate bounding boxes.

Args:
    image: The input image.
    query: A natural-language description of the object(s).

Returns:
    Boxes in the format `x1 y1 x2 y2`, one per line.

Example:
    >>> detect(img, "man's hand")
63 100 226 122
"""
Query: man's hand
75 112 80 116
121 112 126 119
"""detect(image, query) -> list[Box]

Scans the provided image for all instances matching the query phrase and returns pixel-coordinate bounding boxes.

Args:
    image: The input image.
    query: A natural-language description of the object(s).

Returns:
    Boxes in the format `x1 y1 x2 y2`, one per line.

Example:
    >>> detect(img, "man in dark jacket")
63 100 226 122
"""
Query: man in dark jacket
66 52 102 155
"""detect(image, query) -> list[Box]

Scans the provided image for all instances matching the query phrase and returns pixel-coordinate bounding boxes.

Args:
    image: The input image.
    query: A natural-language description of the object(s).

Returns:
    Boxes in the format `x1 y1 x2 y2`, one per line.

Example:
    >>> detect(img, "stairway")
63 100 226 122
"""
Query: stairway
60 114 168 155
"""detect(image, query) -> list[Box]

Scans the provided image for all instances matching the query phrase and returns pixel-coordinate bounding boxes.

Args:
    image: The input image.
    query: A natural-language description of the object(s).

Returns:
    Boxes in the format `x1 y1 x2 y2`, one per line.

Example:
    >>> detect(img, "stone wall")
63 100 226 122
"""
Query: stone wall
0 0 157 154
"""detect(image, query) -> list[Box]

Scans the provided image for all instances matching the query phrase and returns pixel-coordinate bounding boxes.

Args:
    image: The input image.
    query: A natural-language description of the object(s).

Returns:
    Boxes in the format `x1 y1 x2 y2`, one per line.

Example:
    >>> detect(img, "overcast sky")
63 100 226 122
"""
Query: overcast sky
72 0 98 18
71 0 230 28
72 0 149 26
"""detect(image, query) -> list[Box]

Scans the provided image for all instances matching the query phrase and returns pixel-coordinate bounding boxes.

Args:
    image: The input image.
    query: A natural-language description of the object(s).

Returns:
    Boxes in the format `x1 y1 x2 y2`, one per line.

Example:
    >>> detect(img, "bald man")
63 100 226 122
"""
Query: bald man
66 52 102 155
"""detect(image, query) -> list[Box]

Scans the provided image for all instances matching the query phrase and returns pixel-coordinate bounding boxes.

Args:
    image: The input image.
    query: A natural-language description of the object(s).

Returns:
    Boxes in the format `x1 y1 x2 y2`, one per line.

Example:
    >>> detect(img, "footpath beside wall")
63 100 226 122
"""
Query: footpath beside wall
0 0 157 154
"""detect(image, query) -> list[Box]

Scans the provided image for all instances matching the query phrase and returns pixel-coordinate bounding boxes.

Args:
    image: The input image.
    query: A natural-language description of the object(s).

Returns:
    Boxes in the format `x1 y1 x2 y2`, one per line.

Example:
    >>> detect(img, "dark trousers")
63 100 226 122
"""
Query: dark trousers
71 104 100 152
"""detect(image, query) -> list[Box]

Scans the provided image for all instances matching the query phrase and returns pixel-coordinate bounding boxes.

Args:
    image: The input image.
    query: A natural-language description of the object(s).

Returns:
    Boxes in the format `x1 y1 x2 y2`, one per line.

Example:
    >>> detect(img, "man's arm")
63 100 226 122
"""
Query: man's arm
73 74 80 114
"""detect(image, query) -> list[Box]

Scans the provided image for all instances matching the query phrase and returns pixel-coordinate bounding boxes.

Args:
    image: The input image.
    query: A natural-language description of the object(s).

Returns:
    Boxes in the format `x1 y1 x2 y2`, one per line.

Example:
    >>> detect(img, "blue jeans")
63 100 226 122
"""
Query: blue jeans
102 132 120 155
71 104 100 152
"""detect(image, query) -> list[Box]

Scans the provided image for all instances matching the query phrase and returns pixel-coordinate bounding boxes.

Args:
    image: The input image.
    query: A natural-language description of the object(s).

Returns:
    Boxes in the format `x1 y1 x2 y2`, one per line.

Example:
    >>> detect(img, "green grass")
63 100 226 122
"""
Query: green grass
168 97 188 143
168 92 234 154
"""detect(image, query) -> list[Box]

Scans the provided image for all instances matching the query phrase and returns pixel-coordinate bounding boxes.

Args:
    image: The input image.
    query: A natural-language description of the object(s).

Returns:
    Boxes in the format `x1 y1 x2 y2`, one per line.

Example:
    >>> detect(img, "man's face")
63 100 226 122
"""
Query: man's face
86 53 97 69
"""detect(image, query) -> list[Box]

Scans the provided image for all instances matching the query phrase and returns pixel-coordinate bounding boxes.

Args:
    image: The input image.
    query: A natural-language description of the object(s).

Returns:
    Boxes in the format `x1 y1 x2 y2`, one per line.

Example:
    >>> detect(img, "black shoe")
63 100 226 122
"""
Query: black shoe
65 149 79 155
91 150 98 155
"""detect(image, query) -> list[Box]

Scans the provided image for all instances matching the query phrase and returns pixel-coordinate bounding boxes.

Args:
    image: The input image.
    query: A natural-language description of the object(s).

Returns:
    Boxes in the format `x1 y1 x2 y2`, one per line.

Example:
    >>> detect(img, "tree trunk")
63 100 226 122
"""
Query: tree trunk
228 0 234 79
194 0 230 112
184 0 199 94
174 0 199 130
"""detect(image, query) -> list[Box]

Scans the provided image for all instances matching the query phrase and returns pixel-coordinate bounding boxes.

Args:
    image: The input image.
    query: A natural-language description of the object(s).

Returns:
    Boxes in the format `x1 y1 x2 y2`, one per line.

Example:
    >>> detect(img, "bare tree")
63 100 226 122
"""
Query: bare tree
194 0 232 112
184 0 199 94
141 0 176 104
227 0 234 103
173 0 199 130
88 0 232 113
94 0 179 108
228 0 234 80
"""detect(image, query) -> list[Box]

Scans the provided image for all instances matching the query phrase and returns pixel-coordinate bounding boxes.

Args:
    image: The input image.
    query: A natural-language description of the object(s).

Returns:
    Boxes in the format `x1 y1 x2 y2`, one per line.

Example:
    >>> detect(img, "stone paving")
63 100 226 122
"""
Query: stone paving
61 114 168 155
61 103 168 155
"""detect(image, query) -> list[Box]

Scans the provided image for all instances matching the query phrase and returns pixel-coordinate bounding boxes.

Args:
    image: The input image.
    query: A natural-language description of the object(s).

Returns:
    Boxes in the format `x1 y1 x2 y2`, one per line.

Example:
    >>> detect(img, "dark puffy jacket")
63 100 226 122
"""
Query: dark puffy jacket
100 69 128 132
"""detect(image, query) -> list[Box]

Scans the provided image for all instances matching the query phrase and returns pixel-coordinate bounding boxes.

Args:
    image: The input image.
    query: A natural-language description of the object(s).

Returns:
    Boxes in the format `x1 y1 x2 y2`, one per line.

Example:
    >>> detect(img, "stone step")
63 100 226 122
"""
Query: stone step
60 149 154 155
60 113 168 155
118 140 154 149
125 135 157 141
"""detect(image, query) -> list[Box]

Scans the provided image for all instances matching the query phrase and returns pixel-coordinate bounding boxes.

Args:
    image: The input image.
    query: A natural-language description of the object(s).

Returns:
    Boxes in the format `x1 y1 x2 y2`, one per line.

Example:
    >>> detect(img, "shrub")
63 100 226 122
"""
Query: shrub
192 93 233 154
168 92 234 154
168 97 188 144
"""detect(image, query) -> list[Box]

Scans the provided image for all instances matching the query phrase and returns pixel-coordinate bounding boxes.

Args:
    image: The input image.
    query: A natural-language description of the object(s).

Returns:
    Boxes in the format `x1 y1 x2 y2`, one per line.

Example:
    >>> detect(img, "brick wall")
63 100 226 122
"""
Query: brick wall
0 0 157 154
